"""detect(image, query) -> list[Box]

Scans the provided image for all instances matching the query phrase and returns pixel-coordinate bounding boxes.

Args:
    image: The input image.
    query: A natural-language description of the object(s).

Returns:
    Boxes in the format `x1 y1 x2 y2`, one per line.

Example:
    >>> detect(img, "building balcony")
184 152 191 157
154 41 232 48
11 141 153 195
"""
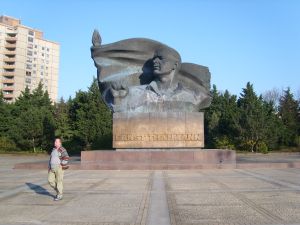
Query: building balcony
2 79 14 84
3 51 16 55
5 37 17 41
5 43 16 48
2 71 15 76
3 93 14 99
3 64 15 69
7 31 17 35
3 57 15 63
2 86 14 92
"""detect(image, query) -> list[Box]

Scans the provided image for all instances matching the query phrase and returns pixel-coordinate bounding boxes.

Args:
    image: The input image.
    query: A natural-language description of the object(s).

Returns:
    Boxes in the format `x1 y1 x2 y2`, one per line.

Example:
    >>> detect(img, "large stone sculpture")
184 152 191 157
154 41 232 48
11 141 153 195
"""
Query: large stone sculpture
91 30 212 113
91 30 212 148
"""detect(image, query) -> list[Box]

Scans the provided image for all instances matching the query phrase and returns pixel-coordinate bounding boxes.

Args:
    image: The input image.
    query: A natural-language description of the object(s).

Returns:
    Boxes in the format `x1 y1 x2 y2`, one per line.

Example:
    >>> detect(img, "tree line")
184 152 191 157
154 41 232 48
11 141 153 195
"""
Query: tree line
0 79 112 155
205 83 300 152
0 79 299 154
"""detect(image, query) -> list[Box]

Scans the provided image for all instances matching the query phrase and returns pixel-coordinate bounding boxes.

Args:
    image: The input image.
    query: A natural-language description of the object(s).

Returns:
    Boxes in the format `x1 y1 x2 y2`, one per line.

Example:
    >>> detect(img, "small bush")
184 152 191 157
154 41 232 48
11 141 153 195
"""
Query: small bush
257 141 268 154
215 136 235 150
0 136 18 152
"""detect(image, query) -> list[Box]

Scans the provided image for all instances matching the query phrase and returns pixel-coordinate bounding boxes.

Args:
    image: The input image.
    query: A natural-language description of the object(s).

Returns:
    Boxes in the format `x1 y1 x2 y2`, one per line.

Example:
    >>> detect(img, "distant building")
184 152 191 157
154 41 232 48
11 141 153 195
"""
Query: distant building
0 15 60 102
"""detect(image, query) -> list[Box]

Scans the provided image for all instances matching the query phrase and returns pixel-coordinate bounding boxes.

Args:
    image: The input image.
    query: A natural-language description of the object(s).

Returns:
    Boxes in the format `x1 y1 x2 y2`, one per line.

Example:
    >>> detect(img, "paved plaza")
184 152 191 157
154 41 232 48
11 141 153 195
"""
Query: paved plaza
1 155 300 225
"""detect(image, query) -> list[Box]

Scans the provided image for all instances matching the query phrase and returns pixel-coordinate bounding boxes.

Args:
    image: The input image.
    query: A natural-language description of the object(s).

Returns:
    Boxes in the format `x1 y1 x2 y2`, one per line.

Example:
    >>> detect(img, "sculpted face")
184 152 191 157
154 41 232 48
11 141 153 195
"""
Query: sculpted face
152 49 178 82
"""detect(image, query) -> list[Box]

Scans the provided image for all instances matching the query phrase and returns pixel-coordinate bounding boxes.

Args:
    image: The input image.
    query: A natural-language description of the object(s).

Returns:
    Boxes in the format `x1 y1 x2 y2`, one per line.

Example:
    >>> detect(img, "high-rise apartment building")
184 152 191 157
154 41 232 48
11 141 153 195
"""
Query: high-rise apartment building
0 15 59 102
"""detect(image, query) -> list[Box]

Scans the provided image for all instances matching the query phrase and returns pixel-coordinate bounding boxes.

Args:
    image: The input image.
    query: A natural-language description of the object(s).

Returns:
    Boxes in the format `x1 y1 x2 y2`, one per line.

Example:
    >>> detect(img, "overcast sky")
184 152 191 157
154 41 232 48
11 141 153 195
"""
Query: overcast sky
2 0 300 100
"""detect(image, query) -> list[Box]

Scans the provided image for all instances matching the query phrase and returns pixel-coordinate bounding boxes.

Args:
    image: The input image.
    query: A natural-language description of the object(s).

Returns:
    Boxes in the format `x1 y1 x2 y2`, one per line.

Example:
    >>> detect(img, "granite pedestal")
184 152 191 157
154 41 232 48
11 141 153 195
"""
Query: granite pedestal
113 112 204 148
81 149 236 170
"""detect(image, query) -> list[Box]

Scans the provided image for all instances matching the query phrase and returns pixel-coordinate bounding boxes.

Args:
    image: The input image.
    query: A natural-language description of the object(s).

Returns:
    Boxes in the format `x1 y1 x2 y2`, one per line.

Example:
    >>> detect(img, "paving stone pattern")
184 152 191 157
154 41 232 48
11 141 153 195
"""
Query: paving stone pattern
1 156 300 224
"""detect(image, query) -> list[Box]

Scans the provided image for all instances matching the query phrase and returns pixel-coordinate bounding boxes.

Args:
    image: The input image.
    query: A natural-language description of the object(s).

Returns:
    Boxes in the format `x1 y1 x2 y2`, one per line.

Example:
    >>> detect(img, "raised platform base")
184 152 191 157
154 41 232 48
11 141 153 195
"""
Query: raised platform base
80 149 236 170
14 151 300 170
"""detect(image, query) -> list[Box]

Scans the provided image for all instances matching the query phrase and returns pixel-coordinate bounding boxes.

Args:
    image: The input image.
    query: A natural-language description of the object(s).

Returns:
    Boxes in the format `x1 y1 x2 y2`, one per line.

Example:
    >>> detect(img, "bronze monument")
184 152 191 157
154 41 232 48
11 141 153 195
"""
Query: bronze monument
83 30 236 169
91 30 211 149
91 30 212 113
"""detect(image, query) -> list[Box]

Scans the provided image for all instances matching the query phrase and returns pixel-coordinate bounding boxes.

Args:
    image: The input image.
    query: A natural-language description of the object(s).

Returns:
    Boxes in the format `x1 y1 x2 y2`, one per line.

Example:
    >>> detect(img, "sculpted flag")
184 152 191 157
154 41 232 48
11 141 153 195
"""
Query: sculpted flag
91 30 212 112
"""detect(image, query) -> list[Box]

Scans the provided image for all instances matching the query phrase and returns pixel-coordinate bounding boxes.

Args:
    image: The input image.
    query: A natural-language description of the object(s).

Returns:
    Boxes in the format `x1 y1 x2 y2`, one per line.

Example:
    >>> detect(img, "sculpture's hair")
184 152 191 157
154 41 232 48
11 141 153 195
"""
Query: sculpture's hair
153 47 182 70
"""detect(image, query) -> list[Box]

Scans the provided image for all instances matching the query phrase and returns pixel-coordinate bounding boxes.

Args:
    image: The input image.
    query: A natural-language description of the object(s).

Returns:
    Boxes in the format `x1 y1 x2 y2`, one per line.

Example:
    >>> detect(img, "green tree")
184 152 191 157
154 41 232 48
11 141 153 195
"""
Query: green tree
278 88 299 146
0 91 10 136
69 78 112 150
0 91 17 151
54 97 74 141
205 85 240 149
237 82 274 152
205 85 221 148
263 100 284 150
9 83 55 152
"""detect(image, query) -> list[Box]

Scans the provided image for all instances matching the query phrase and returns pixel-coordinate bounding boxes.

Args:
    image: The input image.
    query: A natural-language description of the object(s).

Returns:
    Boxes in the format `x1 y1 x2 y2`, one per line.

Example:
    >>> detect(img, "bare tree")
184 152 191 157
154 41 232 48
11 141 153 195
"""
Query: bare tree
297 87 300 103
262 87 282 109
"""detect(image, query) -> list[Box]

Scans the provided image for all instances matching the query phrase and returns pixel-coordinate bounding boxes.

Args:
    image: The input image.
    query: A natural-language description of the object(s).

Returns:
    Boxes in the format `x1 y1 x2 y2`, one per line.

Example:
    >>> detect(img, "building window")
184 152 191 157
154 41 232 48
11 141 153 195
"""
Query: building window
27 43 33 49
41 53 44 57
47 48 49 51
26 71 31 76
33 64 36 67
25 78 31 84
41 65 44 69
26 64 32 70
42 47 45 50
28 37 34 42
41 72 43 76
28 30 34 36
35 45 37 48
34 51 37 55
26 58 32 63
27 50 33 56
33 70 36 74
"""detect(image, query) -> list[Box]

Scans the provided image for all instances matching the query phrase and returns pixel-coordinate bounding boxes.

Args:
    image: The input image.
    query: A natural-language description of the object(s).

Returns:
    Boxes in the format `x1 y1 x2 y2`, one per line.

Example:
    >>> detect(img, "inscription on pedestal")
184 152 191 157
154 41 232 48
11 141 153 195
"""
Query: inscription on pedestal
113 112 204 148
114 134 202 142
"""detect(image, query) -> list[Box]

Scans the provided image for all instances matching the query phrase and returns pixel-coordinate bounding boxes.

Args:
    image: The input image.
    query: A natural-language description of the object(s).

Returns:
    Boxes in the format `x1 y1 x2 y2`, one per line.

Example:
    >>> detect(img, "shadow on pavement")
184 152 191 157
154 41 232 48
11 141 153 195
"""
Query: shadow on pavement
26 183 55 198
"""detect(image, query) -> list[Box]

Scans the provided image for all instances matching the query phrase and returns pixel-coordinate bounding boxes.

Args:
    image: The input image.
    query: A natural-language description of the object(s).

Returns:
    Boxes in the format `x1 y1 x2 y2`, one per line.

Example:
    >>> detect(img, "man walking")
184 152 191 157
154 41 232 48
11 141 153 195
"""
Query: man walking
48 138 69 201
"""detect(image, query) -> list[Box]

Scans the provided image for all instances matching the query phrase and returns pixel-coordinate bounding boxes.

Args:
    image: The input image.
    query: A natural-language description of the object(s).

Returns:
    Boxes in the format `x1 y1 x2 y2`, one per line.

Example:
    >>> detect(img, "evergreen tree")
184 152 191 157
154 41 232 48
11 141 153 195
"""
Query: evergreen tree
238 82 272 152
278 88 299 146
205 85 221 148
263 100 284 150
0 91 17 151
0 91 10 136
69 78 112 150
205 85 239 149
54 97 74 141
8 83 55 152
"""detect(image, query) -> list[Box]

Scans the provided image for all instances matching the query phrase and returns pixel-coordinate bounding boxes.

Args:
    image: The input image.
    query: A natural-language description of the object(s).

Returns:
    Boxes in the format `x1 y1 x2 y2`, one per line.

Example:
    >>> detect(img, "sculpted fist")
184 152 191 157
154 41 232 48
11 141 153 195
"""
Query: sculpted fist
110 82 129 99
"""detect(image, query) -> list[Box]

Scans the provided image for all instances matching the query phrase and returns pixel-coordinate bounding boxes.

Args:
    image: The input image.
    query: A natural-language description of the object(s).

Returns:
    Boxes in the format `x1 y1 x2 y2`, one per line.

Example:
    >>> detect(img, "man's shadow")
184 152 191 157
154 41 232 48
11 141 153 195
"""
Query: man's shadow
26 183 55 198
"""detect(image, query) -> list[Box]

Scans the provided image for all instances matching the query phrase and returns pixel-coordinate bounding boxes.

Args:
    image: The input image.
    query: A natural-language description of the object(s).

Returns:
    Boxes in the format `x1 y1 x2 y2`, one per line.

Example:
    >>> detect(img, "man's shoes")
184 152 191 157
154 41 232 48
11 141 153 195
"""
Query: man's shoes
54 194 63 201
